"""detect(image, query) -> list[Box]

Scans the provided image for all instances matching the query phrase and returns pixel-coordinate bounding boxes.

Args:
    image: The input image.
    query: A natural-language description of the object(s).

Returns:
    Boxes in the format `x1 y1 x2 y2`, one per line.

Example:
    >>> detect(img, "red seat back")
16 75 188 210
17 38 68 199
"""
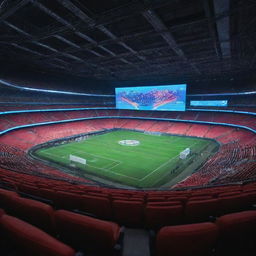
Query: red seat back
54 210 120 254
0 188 19 210
185 199 220 222
156 222 218 256
0 215 75 256
81 195 112 219
7 196 55 234
215 210 256 256
112 200 144 227
145 204 183 229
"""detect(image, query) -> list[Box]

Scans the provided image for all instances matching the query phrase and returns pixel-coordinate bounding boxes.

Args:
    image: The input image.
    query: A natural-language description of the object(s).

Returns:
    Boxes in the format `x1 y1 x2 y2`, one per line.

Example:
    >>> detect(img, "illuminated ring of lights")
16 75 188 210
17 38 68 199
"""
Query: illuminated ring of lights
118 140 140 146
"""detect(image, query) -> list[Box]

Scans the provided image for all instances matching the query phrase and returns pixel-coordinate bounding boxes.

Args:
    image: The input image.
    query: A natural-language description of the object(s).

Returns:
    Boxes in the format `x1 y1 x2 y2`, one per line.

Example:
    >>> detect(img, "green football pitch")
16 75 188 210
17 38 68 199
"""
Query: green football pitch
33 130 218 188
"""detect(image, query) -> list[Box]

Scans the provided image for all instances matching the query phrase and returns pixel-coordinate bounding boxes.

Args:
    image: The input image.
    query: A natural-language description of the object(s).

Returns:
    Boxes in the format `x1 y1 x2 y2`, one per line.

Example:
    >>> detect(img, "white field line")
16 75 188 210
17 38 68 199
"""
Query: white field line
85 162 139 181
107 161 122 170
103 161 121 169
40 136 205 183
81 140 155 160
42 148 138 181
41 152 69 161
72 147 122 163
139 155 179 181
139 140 202 181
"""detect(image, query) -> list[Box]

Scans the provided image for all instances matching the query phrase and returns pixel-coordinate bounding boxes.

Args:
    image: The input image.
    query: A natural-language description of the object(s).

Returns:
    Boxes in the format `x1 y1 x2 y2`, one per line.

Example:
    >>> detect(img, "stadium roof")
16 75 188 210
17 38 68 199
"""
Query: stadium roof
0 0 256 85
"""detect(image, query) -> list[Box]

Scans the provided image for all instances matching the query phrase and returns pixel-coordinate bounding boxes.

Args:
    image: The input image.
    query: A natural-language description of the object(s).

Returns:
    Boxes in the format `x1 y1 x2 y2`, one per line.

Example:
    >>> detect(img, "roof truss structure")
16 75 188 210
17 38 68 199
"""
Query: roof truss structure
0 0 255 82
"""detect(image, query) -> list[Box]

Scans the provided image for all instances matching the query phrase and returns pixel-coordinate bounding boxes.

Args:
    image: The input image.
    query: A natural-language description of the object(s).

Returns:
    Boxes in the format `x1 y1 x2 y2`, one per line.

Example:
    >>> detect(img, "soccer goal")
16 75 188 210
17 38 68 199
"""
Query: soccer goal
179 148 190 159
69 154 86 167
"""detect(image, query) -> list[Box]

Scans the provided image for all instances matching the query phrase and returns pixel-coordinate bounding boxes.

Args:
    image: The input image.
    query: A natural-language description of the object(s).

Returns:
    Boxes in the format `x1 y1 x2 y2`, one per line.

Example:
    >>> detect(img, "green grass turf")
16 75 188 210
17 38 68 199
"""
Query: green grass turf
34 130 215 188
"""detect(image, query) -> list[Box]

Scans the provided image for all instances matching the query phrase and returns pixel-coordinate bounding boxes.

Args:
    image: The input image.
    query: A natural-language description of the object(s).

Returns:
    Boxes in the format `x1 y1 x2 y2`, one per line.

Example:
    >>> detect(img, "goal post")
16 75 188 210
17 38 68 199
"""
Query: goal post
179 148 190 160
69 155 86 165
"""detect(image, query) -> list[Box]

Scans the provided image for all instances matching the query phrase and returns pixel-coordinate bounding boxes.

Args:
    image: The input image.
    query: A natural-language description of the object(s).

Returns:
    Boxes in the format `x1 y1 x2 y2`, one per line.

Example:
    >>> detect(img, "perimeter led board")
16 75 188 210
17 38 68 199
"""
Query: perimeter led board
190 100 228 107
115 84 187 111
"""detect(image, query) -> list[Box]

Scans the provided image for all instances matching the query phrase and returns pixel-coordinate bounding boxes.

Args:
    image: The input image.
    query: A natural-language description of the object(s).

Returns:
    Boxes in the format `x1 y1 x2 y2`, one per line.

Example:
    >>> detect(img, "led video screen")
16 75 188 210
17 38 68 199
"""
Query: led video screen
190 100 228 107
115 84 187 111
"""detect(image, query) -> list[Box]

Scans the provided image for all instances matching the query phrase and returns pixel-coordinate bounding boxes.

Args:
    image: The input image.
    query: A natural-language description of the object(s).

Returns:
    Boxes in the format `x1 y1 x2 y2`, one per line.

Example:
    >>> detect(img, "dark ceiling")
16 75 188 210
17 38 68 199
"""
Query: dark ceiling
0 0 256 87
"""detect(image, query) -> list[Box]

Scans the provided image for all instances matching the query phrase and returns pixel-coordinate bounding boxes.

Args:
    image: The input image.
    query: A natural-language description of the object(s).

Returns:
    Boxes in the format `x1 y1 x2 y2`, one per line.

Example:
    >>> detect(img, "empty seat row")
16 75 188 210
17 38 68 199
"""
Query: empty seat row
0 188 121 255
1 185 256 229
156 210 256 256
0 210 76 256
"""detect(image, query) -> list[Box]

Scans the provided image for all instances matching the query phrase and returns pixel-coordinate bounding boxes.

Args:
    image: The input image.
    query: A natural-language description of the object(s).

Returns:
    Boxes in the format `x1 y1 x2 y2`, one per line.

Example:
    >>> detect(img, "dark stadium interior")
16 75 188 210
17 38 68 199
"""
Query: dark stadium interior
0 0 256 93
0 1 256 256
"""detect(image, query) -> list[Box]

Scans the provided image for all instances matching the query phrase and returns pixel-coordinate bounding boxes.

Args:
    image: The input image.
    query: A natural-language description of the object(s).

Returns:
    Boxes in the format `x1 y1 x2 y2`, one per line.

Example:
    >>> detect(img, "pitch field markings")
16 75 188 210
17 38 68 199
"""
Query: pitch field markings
139 140 203 183
76 138 179 160
139 154 179 181
84 161 139 181
40 135 202 181
138 139 200 182
74 145 186 183
35 130 217 187
41 148 139 181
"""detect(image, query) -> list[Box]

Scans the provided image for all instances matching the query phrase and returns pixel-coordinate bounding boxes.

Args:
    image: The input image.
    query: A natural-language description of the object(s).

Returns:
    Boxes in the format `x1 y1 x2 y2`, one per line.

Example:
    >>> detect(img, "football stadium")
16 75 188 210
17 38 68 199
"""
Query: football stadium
0 1 255 256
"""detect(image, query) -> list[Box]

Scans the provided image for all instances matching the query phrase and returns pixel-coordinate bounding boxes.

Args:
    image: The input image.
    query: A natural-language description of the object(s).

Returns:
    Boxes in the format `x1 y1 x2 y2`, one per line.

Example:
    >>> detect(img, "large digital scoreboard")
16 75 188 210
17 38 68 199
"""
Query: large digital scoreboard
115 84 187 111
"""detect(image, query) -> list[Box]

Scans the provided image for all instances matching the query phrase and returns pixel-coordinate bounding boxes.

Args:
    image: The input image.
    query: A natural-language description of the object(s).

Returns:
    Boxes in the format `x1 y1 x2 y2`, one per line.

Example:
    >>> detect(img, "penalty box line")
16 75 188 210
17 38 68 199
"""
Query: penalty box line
85 162 139 181
69 149 140 181
139 155 179 181
139 140 203 182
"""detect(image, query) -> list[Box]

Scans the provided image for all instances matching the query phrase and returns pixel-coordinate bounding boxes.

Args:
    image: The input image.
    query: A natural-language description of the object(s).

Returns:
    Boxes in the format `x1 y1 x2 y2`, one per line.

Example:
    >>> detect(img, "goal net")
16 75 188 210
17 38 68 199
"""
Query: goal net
69 155 86 166
179 148 190 159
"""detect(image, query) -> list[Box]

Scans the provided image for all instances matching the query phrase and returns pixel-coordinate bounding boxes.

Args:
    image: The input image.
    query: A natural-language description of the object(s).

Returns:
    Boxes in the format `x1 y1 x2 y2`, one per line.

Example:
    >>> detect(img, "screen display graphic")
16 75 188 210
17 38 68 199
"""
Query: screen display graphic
190 100 228 107
115 84 187 111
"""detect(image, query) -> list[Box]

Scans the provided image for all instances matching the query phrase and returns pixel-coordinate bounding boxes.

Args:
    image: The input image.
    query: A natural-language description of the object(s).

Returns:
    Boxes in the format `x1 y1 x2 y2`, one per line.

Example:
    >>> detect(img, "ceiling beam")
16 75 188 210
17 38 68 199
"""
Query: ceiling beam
142 9 201 75
203 0 222 58
213 0 231 58
0 0 30 21
4 21 74 63
9 0 254 44
2 21 112 74
56 0 146 62
32 0 139 69
32 1 105 58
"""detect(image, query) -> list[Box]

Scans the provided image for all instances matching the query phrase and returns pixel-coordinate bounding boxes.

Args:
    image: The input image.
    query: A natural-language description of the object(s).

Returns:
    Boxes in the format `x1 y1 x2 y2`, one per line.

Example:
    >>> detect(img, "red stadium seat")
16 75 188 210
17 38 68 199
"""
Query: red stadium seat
156 222 218 256
145 204 184 229
0 215 75 256
17 183 40 196
7 196 55 234
112 200 144 227
189 195 213 201
0 208 5 217
185 199 220 223
54 210 121 255
147 200 182 207
215 211 256 256
219 194 252 214
80 194 112 219
38 188 56 201
54 191 83 210
167 196 188 205
0 188 19 211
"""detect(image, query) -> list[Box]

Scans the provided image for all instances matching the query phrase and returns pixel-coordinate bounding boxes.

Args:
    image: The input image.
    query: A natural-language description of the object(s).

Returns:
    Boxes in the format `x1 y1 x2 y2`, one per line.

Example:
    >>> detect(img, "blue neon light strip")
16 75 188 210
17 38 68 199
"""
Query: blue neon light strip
189 91 256 96
0 107 112 115
0 79 114 97
1 107 255 116
2 78 256 98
